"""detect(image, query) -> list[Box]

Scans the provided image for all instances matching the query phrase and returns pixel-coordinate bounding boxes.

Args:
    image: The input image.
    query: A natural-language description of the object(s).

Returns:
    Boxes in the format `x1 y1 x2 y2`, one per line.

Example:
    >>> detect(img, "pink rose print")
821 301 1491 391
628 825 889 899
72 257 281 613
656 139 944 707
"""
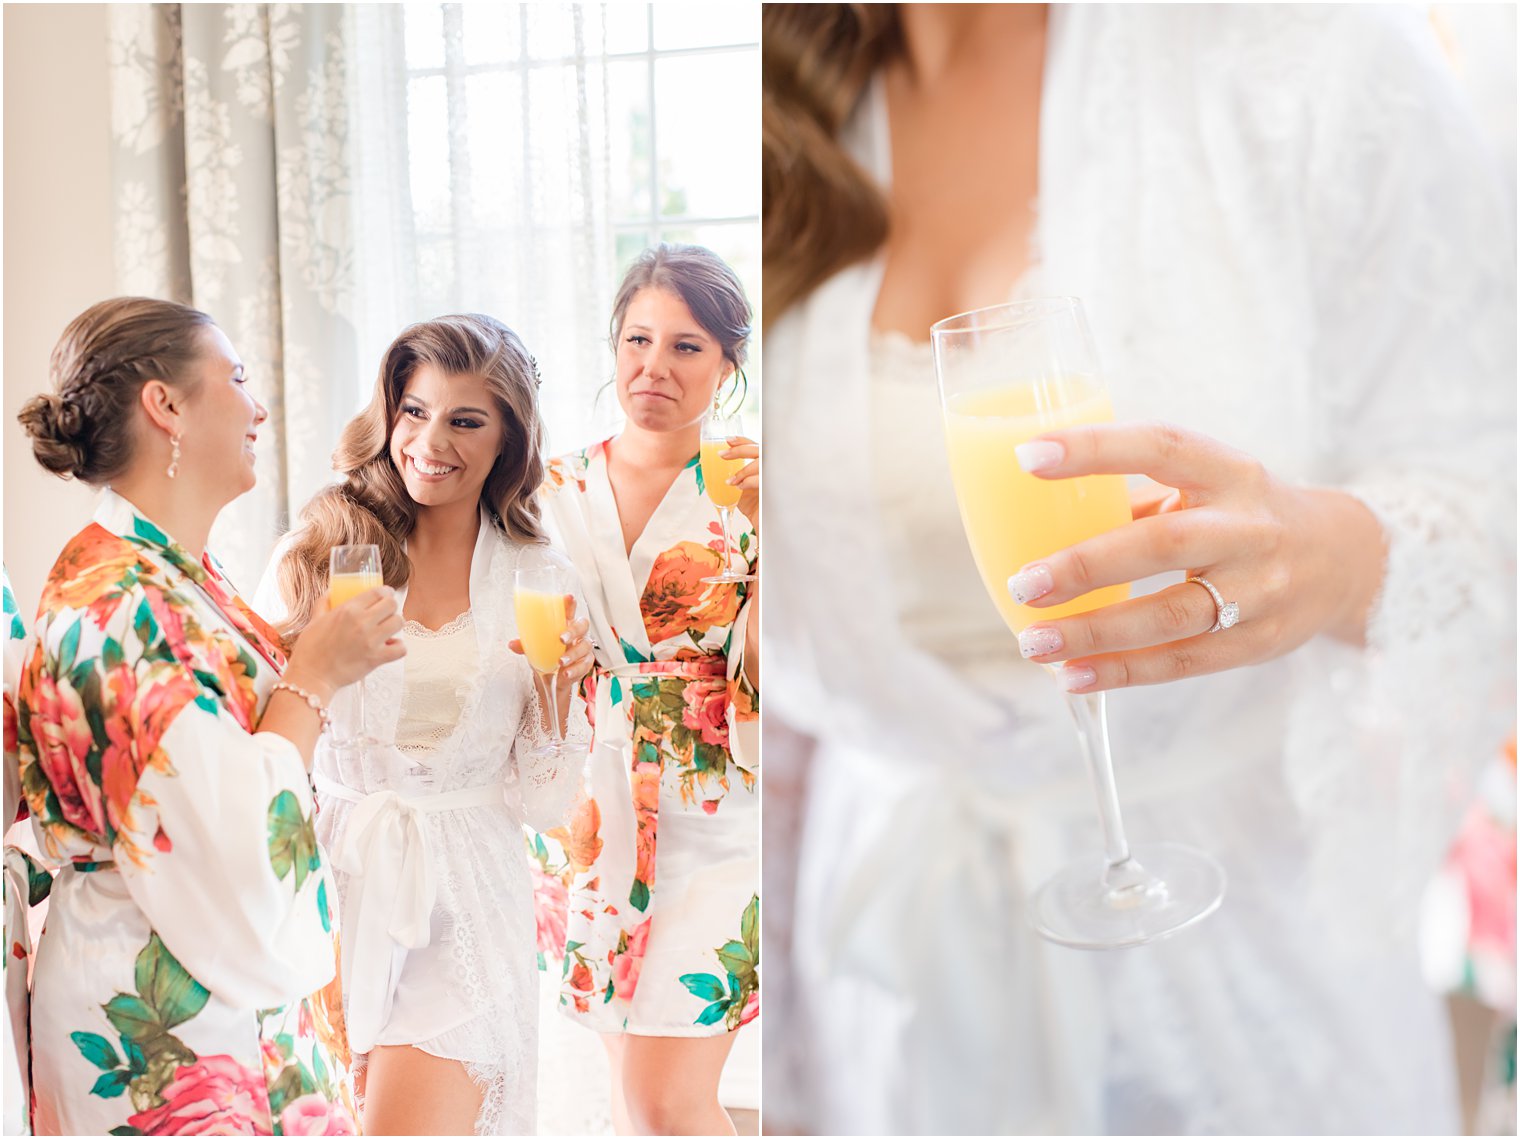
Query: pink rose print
126 1055 272 1135
680 679 729 748
612 918 653 1001
532 863 569 957
280 1093 359 1136
739 991 760 1027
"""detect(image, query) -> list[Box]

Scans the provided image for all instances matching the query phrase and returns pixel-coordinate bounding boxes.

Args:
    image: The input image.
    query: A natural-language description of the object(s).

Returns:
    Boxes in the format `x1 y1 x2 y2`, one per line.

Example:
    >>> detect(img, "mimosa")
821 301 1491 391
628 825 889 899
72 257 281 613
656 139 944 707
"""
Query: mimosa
515 588 570 674
328 571 383 609
943 381 1132 634
700 441 745 509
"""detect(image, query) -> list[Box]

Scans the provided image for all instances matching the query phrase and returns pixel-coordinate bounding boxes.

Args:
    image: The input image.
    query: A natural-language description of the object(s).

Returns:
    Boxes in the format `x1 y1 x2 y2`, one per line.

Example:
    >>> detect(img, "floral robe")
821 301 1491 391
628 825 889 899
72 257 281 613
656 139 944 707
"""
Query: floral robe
15 491 356 1136
535 441 759 1035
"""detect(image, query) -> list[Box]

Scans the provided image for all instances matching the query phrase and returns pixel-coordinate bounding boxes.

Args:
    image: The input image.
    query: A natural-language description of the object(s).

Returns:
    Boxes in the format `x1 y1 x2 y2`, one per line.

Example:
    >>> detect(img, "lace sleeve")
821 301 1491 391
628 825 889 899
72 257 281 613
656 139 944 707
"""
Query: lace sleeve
512 666 591 833
1286 9 1516 945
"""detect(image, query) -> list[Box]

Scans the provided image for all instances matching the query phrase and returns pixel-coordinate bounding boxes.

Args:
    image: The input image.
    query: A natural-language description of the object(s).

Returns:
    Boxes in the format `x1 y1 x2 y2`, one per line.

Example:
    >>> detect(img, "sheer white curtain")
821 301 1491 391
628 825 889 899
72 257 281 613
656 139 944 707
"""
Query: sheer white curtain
348 4 620 457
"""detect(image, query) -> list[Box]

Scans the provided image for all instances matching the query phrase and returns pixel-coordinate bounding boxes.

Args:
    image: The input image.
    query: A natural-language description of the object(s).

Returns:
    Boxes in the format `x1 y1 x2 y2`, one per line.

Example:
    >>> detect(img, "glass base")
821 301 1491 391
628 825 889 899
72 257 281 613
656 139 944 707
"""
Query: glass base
700 572 756 584
1029 841 1225 950
527 739 567 763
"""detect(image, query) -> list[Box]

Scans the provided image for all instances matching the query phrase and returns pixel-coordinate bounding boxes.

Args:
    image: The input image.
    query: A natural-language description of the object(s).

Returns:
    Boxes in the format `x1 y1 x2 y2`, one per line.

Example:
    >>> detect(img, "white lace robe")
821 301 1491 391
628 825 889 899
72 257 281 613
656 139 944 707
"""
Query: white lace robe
763 6 1515 1135
258 516 589 1135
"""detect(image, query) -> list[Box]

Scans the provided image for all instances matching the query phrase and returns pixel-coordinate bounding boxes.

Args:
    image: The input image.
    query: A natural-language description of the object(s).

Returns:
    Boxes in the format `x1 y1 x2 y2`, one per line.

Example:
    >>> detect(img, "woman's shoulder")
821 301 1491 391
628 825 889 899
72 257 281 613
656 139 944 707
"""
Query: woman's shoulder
541 440 607 496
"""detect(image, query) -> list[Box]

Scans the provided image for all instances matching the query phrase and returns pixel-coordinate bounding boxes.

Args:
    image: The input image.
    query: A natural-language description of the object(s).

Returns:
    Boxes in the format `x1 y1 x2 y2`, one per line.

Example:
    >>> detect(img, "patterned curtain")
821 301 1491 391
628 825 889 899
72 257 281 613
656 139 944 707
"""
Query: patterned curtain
108 4 376 592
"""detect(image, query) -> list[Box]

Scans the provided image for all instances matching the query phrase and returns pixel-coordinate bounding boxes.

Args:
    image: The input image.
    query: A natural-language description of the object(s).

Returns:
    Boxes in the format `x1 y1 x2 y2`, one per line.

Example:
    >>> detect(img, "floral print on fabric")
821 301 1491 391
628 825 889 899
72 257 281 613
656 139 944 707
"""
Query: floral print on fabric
18 493 352 1135
534 441 759 1035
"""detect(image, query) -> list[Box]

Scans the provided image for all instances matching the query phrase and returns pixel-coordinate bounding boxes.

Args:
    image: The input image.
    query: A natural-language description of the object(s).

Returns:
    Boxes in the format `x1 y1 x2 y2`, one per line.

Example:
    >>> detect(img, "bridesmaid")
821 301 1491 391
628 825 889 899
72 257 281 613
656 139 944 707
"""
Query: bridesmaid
539 244 759 1135
15 297 399 1135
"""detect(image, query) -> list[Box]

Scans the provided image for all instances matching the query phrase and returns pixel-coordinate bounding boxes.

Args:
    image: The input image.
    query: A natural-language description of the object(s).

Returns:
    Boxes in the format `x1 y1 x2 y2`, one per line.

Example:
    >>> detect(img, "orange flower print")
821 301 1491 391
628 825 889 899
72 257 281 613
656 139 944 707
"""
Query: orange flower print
543 454 588 494
611 918 652 1001
640 542 741 643
311 937 352 1069
41 526 141 627
547 795 603 877
729 673 757 723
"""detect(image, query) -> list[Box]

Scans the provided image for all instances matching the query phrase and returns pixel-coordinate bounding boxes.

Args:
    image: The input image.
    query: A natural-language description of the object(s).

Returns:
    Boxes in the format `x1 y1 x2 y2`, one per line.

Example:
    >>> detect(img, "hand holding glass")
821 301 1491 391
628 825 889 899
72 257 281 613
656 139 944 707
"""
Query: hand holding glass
515 554 577 760
932 297 1225 950
700 412 755 584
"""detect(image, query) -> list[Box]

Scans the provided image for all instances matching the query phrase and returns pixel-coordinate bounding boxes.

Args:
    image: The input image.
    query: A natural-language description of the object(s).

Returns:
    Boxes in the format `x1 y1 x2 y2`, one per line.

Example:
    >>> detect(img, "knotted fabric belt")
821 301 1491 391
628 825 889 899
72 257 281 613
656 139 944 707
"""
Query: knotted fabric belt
312 773 505 1053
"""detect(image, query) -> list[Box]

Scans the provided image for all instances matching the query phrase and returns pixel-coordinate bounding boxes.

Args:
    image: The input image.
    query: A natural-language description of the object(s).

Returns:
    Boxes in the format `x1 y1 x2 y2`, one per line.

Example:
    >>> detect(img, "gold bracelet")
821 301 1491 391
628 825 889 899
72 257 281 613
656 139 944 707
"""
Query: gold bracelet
271 681 332 734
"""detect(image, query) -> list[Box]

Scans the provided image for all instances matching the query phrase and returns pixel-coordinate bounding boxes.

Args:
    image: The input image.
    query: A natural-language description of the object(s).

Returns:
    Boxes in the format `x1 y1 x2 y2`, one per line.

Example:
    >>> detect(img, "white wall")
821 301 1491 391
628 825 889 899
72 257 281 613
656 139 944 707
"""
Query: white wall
3 4 115 622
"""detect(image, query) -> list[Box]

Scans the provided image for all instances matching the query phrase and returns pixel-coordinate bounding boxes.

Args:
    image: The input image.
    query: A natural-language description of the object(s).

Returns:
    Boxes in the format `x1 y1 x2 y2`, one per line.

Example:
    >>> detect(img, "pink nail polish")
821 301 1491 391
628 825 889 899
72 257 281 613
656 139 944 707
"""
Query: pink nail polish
1059 665 1098 692
1015 440 1064 473
1018 626 1063 658
1007 564 1054 604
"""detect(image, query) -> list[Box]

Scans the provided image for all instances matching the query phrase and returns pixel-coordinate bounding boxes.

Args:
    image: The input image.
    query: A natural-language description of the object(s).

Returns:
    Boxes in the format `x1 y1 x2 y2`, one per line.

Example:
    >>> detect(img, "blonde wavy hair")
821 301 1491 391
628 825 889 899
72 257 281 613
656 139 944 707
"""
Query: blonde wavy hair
762 4 903 327
276 314 547 636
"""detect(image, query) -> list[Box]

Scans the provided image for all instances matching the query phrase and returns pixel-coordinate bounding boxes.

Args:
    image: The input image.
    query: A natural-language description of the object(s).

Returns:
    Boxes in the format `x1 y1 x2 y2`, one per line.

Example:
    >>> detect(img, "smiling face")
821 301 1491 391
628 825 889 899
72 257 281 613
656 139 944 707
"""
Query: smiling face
387 363 508 512
177 324 267 504
614 287 733 434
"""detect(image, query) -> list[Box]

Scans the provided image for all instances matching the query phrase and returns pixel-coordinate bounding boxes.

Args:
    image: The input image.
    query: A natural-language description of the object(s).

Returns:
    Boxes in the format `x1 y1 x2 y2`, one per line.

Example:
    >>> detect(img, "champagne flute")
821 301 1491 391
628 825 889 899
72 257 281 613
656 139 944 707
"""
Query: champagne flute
515 550 577 759
931 297 1225 950
699 411 756 585
329 544 384 748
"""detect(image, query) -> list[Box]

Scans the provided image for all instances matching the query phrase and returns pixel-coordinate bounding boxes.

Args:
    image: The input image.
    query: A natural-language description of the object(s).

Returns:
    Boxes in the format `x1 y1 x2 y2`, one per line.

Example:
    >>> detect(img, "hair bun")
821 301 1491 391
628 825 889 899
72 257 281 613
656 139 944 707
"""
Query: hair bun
18 391 91 479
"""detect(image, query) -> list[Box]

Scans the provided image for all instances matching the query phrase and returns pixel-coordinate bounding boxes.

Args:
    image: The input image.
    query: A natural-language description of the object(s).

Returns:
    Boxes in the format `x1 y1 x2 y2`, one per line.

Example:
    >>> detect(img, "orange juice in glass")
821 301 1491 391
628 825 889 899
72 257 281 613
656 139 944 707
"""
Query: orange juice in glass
932 297 1224 950
328 544 383 747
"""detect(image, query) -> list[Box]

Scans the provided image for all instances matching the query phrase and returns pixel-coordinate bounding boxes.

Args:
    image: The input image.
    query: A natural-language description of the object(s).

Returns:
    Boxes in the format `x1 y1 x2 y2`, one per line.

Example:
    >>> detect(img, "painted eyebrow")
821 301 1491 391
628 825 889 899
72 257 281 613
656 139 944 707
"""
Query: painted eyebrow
400 396 492 417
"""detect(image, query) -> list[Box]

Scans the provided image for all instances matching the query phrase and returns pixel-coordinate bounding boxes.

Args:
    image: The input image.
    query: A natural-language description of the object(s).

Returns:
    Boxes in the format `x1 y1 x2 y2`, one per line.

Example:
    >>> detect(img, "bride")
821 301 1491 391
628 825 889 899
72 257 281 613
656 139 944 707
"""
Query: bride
261 314 593 1134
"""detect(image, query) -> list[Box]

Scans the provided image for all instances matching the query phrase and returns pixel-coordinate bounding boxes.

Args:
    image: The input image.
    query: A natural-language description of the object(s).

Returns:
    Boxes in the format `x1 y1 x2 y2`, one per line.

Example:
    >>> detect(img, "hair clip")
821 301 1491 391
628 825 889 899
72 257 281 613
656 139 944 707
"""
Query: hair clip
529 354 542 388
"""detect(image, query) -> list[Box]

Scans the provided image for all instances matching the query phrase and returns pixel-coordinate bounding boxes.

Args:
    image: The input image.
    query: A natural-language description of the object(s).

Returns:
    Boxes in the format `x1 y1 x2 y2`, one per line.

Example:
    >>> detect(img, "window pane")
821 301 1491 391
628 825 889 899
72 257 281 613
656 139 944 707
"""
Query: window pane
463 72 520 233
407 75 452 231
615 229 653 272
654 52 760 219
604 2 650 54
608 60 653 223
461 3 520 65
401 2 444 70
652 3 759 51
653 221 759 327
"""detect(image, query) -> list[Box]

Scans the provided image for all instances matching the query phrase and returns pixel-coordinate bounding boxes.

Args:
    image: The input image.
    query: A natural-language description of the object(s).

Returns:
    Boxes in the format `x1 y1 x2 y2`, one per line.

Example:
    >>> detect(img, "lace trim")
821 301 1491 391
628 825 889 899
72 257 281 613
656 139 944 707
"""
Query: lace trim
402 611 474 638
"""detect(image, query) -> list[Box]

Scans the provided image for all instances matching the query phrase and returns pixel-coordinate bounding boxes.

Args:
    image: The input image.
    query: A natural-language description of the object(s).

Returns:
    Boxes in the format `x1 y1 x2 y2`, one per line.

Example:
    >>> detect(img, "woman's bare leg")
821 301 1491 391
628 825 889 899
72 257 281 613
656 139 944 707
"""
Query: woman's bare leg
600 1033 637 1135
614 1031 740 1136
361 1044 485 1136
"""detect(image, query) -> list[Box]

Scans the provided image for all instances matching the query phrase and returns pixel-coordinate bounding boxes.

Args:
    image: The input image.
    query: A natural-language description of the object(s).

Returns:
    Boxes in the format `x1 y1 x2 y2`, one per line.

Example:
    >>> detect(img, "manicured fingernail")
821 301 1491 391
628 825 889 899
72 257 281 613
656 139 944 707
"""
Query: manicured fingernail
560 632 572 643
1015 440 1064 473
1059 665 1097 692
1018 626 1063 658
1007 564 1054 604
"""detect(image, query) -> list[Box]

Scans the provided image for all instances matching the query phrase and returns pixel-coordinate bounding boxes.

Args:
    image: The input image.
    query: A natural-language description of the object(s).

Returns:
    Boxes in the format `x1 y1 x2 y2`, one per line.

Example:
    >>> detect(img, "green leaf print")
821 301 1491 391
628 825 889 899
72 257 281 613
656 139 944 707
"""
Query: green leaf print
739 531 750 554
610 675 623 704
679 973 727 1002
318 879 332 932
695 1000 731 1027
101 636 125 672
715 940 755 985
58 620 81 676
630 878 650 912
91 1070 131 1099
193 668 225 696
71 1031 121 1071
103 995 160 1042
193 694 220 716
7 613 22 642
693 742 728 776
619 636 648 665
108 1127 144 1136
267 789 318 891
133 598 156 650
740 895 759 959
135 933 210 1030
121 1034 147 1075
131 516 172 550
268 1064 305 1118
25 858 53 907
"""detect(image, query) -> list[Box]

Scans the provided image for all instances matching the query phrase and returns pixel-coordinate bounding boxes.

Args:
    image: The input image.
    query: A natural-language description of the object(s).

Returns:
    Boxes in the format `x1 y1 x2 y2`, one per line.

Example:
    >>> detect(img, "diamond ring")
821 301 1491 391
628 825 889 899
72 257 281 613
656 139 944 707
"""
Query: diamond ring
1186 575 1239 633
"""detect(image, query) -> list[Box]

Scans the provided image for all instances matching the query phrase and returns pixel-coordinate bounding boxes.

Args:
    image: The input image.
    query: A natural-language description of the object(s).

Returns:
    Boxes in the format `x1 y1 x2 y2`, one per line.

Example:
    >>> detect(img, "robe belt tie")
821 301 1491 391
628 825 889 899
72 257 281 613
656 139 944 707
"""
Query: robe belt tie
312 774 505 1053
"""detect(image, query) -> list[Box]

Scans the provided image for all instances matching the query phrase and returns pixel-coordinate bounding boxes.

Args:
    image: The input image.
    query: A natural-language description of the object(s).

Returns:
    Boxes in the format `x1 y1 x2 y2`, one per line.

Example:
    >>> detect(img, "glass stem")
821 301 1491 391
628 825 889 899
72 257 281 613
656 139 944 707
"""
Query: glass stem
355 681 367 743
718 506 735 575
549 669 564 746
1065 692 1136 874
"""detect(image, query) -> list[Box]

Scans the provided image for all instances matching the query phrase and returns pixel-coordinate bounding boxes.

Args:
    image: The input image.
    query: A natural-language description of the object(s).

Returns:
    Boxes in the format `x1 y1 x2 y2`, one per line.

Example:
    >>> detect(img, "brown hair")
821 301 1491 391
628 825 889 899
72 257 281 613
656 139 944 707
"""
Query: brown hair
762 4 902 327
276 314 547 635
18 297 216 485
610 243 753 408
